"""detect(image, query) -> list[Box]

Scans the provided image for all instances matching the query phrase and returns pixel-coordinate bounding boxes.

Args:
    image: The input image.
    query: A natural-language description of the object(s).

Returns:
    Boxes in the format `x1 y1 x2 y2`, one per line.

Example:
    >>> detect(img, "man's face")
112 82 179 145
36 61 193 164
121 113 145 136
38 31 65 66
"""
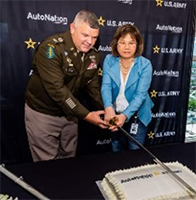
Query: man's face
70 22 99 53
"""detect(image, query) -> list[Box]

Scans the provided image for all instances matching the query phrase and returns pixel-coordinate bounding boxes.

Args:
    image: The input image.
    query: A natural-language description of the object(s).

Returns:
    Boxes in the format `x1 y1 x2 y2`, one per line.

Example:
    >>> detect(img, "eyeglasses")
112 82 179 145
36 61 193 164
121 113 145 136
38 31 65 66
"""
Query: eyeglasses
118 41 137 47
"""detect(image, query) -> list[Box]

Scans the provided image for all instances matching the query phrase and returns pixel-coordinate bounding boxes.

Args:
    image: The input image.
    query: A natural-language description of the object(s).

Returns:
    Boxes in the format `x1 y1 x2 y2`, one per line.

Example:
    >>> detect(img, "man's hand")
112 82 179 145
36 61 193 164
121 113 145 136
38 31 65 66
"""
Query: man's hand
84 110 108 129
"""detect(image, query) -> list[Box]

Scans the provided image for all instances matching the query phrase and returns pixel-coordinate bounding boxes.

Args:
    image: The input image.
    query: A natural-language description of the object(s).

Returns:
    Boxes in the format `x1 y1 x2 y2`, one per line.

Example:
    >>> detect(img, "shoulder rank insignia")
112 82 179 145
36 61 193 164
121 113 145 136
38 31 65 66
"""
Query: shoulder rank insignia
46 46 55 59
58 37 63 42
53 38 58 43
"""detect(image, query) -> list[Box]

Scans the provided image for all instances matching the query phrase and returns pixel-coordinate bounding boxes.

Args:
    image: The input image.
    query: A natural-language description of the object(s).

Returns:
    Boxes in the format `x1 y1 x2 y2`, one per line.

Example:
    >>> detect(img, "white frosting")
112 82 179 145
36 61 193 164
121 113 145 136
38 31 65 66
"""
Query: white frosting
100 162 196 200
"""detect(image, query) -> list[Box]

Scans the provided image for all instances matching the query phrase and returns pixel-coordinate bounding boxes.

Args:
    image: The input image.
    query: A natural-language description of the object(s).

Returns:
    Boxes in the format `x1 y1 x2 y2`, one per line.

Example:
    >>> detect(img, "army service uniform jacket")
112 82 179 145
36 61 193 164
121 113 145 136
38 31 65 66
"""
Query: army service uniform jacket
25 31 103 120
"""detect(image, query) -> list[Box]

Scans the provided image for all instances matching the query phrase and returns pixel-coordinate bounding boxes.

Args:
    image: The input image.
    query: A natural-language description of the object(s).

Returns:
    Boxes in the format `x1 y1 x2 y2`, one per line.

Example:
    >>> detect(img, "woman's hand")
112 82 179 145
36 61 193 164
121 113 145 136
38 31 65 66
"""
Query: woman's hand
104 106 116 125
115 113 127 127
108 113 127 132
104 106 118 131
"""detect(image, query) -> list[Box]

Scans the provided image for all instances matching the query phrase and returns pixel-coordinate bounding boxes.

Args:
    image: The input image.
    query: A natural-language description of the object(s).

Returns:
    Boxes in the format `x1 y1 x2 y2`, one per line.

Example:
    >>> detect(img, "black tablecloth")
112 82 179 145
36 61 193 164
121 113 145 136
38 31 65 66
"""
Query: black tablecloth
1 142 196 200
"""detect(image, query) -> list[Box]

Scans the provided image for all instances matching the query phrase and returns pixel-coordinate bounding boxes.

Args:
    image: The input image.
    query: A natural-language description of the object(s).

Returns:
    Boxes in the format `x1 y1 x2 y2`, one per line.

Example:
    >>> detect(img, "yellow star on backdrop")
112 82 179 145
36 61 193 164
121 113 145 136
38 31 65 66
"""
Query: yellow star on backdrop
150 90 158 98
98 16 106 26
153 45 160 53
98 68 103 76
25 38 36 49
156 0 163 6
148 131 155 139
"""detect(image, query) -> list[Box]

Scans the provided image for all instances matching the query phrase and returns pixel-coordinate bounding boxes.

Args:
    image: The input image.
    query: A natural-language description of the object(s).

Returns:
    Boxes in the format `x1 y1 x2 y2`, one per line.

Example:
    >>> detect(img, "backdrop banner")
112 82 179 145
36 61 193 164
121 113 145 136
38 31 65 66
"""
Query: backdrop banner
1 0 195 163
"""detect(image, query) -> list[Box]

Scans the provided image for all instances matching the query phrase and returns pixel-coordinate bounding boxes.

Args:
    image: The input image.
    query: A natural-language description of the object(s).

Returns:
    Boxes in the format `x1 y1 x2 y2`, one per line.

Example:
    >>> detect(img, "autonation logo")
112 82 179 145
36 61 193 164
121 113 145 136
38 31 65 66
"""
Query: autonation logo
27 12 68 25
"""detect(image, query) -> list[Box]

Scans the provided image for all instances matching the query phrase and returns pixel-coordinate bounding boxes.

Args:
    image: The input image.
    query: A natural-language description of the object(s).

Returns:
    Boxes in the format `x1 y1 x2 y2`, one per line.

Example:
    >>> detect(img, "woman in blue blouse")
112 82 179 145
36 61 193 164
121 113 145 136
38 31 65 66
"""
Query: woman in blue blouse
101 24 154 152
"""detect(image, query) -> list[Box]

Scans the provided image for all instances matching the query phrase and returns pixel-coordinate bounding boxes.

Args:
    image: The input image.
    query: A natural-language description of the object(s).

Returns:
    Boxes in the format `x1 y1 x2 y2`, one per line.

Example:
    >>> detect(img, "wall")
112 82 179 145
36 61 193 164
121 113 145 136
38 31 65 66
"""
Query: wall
1 0 195 163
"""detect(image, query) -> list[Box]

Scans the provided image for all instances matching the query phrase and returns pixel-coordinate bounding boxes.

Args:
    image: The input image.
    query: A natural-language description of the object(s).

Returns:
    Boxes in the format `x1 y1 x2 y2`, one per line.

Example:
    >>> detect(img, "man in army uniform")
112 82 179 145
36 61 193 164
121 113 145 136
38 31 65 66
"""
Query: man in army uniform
25 10 107 162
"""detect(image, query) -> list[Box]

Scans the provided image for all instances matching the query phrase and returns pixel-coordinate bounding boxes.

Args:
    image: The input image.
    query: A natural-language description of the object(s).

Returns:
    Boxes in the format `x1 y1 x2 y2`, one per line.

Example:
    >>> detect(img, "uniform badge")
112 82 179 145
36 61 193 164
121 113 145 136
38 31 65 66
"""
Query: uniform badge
65 98 76 109
89 55 96 59
67 57 72 63
46 46 55 59
89 55 96 62
65 67 77 74
66 57 73 66
87 62 97 70
70 47 74 51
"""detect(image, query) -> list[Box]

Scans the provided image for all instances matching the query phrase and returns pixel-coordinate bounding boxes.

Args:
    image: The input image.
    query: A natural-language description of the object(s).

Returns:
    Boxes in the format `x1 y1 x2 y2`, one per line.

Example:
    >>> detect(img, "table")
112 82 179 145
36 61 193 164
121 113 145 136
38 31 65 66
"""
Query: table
1 142 196 199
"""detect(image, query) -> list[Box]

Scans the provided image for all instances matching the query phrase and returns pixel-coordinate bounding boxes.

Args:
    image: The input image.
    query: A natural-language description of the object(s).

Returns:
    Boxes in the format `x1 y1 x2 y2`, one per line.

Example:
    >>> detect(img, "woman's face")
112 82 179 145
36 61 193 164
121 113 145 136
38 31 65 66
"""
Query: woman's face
117 34 137 59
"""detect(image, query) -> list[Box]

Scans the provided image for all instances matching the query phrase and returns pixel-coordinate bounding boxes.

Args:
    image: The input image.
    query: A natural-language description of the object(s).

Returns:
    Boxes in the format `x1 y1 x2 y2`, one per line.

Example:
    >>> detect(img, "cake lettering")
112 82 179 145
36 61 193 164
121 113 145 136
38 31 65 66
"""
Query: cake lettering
121 169 182 184
121 174 153 183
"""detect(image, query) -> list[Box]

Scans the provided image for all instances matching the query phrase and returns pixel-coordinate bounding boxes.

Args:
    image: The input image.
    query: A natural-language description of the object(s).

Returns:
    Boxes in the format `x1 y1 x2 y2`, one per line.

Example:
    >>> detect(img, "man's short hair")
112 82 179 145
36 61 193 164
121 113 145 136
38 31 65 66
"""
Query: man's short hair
73 10 100 29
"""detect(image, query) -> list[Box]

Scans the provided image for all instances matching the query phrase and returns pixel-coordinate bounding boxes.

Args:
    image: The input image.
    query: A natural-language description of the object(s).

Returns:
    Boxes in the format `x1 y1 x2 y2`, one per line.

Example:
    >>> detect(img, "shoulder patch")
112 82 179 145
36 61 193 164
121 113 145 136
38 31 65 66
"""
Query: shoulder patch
50 37 64 46
46 46 55 59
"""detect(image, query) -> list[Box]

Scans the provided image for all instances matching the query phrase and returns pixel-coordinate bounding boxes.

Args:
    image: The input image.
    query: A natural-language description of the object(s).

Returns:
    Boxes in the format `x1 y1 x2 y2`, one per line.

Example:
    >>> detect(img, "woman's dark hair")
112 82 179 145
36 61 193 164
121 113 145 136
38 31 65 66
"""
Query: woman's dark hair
110 24 143 57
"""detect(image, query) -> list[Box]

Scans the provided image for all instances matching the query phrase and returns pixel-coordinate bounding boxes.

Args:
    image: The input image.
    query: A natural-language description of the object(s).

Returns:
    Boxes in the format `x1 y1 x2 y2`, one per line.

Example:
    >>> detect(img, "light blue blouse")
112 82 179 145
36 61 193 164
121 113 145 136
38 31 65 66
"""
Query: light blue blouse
101 54 154 126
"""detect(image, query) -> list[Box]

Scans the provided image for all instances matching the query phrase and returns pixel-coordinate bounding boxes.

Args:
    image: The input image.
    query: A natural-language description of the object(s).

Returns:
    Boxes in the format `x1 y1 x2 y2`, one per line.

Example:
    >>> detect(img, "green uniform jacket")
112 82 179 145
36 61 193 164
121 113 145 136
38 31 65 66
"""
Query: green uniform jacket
25 31 103 120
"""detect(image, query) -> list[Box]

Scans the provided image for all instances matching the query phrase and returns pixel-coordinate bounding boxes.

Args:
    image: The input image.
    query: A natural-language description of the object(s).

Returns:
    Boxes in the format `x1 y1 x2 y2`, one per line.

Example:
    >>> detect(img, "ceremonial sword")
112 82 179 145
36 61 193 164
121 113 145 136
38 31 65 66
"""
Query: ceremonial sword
109 117 196 198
